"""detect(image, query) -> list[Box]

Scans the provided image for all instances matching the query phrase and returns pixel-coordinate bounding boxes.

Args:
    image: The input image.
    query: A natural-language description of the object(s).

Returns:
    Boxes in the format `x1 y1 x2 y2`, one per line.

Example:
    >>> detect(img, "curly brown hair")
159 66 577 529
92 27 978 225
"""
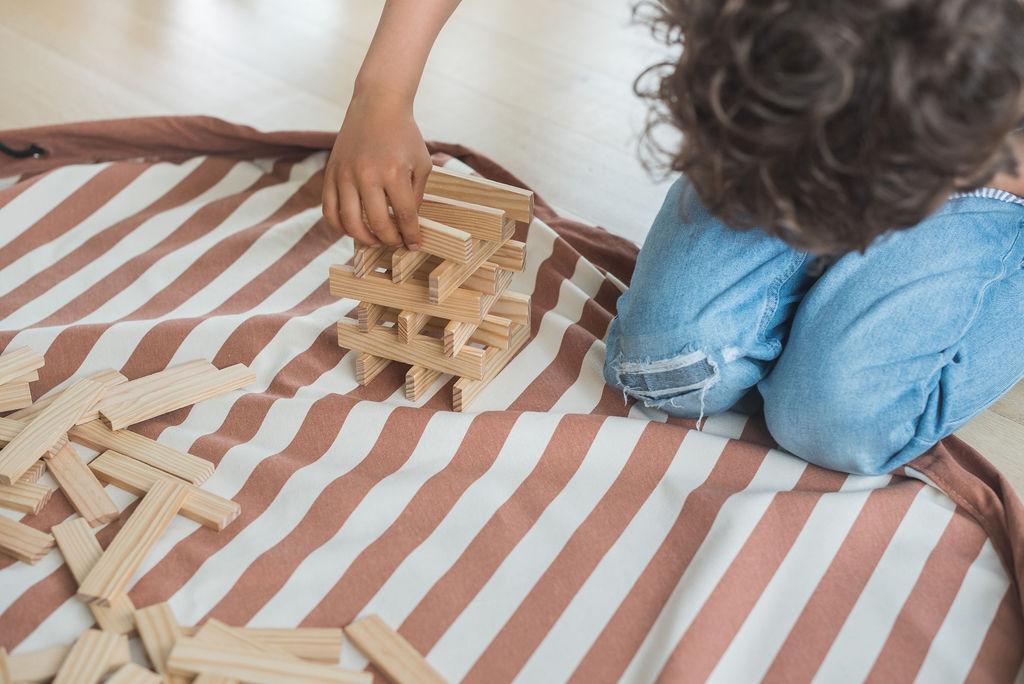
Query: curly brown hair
636 0 1024 254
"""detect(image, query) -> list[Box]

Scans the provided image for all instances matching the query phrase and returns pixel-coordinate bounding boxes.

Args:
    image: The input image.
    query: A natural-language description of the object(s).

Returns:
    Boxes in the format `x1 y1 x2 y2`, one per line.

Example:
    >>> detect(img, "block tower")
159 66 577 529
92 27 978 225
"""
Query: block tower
330 166 534 411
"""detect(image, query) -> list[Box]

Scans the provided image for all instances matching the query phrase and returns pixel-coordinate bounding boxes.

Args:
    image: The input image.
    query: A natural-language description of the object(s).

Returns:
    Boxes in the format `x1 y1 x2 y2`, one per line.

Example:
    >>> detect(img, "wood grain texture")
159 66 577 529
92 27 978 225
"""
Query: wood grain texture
9 368 128 424
453 323 531 412
89 450 240 531
330 266 484 323
0 382 32 412
405 366 443 402
18 460 47 484
99 364 255 431
419 194 508 242
134 602 188 682
45 444 119 526
425 165 534 225
344 614 447 684
94 361 214 416
417 217 474 264
489 240 527 272
443 272 514 357
51 517 136 634
78 479 188 605
460 262 501 295
0 479 52 514
488 291 532 327
356 302 387 332
69 419 214 485
391 247 434 284
428 229 512 305
193 674 240 684
0 379 105 485
0 647 10 684
106 663 163 684
337 322 485 380
397 310 431 343
239 628 344 664
7 643 73 683
195 619 298 661
354 353 391 387
167 636 372 684
0 514 54 563
0 347 44 386
52 629 129 684
353 244 391 277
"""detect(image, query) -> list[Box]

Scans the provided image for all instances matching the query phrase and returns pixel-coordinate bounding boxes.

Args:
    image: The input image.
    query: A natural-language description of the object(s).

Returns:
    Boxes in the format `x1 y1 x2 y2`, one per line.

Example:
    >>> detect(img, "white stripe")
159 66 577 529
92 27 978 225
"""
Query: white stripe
0 158 205 305
813 485 956 683
0 174 21 191
549 339 608 413
0 163 108 250
516 429 729 683
248 409 480 626
915 539 1010 683
0 160 267 331
708 475 891 682
429 417 650 681
621 449 808 683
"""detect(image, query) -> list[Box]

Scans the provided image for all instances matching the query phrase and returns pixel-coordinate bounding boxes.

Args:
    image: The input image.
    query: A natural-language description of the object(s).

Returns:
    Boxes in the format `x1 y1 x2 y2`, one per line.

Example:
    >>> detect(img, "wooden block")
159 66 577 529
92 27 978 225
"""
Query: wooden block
52 517 136 634
69 419 214 485
7 643 73 683
45 444 119 527
167 637 372 684
419 194 508 242
453 323 531 412
0 379 105 485
356 302 387 332
13 369 39 383
0 347 44 386
391 247 433 284
442 269 514 357
428 228 513 305
330 266 484 324
238 628 344 664
18 460 46 484
337 322 485 380
52 629 129 684
134 602 185 679
0 647 10 684
78 479 188 606
89 450 240 531
490 239 527 272
195 619 297 661
443 315 512 355
0 479 52 514
0 382 32 412
0 516 53 563
461 262 500 295
354 354 391 387
397 311 431 343
106 663 163 684
91 362 213 421
344 614 447 684
99 364 255 431
10 368 128 424
353 244 391 277
194 674 240 684
425 165 534 224
488 291 532 327
405 366 443 402
417 218 473 264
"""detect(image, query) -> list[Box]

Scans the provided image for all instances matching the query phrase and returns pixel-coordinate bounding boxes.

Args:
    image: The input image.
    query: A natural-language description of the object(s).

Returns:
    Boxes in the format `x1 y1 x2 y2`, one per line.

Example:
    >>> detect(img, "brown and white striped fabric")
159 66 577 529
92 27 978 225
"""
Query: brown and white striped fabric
0 117 1021 683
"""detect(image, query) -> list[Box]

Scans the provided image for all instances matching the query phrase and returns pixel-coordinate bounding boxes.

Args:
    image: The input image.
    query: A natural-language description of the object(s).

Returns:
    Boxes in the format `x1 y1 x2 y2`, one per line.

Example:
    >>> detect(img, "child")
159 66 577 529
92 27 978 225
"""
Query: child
322 0 1024 475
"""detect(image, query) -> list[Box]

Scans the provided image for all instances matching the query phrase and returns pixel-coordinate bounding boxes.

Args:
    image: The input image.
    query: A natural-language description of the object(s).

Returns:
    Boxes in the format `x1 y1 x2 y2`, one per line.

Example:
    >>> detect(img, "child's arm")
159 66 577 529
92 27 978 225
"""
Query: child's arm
323 0 462 250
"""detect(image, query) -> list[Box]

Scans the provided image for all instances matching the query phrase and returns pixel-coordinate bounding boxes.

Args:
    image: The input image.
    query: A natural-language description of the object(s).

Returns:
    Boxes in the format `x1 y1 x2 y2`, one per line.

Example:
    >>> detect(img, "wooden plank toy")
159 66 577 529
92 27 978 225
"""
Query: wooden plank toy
0 516 54 563
344 614 447 684
330 166 533 411
134 602 187 682
0 347 45 386
106 663 163 684
69 419 214 485
52 629 130 684
44 444 119 527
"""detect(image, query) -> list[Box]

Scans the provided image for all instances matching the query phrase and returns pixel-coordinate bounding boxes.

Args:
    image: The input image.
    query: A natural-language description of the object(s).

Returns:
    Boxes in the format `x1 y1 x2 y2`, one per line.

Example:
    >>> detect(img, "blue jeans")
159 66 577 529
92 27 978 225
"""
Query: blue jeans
605 178 1024 475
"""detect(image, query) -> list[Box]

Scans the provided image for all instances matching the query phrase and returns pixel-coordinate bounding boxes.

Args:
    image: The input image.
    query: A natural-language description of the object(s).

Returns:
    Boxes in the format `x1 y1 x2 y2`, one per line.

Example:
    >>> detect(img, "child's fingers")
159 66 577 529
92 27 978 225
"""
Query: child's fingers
385 175 422 250
412 157 432 204
321 183 344 234
339 181 380 246
360 183 403 246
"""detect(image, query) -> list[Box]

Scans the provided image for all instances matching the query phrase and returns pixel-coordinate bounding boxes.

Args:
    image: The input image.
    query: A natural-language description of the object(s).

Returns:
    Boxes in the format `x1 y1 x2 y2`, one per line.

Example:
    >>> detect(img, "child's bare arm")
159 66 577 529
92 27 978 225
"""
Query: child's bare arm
323 0 462 249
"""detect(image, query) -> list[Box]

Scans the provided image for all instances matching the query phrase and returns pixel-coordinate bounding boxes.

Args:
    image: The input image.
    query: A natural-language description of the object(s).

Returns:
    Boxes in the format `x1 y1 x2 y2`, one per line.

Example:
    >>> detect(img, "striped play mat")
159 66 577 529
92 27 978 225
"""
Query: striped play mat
0 117 1021 682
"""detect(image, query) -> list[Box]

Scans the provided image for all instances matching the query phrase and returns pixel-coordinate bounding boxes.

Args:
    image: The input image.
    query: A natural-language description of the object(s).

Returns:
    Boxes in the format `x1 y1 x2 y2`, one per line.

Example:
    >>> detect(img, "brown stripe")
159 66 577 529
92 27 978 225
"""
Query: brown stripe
300 411 523 629
464 420 687 683
739 414 776 449
655 467 847 683
203 406 437 626
0 162 151 272
0 157 234 322
568 439 769 683
527 240 584 337
762 479 924 682
590 384 634 418
866 510 988 682
0 564 79 650
373 414 603 649
965 587 1024 683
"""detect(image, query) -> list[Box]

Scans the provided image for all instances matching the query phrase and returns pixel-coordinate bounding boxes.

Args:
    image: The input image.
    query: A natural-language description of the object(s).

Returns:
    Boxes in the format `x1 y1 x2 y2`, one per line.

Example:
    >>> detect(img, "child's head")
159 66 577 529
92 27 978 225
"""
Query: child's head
638 0 1024 254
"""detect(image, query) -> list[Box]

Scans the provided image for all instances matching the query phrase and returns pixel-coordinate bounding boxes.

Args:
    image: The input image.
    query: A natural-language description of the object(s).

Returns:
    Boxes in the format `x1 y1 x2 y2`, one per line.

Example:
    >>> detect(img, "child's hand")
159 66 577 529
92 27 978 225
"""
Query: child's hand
322 91 431 250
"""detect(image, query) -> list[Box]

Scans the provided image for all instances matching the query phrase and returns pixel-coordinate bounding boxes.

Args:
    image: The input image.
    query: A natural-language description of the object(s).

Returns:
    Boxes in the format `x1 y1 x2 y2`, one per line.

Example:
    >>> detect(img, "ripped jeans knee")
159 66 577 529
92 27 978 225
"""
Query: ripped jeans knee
604 346 736 419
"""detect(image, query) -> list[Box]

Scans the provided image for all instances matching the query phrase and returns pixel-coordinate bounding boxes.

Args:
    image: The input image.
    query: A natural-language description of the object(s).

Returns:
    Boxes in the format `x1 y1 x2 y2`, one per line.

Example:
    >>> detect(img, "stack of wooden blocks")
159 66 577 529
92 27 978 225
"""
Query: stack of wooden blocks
330 166 535 411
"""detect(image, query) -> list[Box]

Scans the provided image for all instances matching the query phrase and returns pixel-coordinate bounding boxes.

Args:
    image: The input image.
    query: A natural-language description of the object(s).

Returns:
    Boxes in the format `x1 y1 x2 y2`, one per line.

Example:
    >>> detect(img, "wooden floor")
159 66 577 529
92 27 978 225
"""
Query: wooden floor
1 0 1020 493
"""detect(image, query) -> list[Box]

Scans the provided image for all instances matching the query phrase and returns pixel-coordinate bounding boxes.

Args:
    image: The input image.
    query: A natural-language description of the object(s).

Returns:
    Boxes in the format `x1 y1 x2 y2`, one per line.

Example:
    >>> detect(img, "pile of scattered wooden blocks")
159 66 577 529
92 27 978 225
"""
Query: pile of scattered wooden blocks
330 166 535 410
0 348 447 682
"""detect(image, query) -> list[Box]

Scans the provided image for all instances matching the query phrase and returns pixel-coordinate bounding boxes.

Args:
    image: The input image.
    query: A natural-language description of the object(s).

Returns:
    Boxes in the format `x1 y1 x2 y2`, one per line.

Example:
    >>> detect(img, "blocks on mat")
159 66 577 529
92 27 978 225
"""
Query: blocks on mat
331 165 534 410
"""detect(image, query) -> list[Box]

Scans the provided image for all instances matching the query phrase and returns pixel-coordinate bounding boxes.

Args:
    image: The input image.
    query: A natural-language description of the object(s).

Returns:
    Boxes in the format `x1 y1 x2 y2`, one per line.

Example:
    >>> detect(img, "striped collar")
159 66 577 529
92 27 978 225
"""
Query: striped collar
951 187 1024 207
